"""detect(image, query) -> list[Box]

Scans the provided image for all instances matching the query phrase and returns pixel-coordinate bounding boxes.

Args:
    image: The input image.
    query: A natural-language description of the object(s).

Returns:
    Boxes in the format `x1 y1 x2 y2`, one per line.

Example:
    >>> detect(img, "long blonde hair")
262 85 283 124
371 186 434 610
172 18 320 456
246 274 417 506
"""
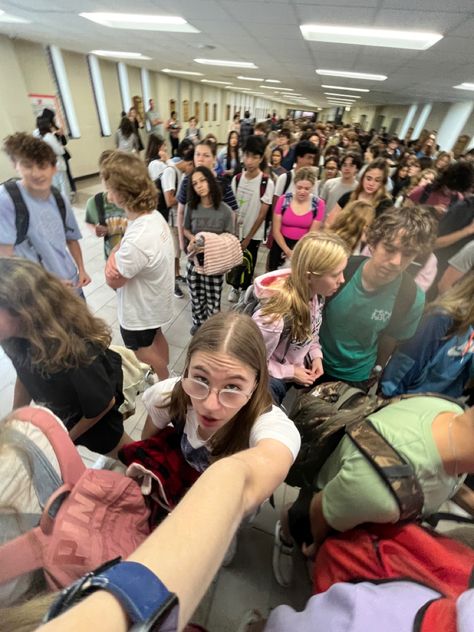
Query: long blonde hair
429 271 474 335
259 231 349 341
0 258 111 373
330 200 375 252
167 312 272 458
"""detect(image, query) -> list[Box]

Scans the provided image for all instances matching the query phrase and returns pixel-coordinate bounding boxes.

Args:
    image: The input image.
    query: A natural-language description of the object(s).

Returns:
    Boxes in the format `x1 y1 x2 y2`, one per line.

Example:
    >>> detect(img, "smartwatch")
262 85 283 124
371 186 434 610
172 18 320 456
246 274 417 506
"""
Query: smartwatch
44 557 179 631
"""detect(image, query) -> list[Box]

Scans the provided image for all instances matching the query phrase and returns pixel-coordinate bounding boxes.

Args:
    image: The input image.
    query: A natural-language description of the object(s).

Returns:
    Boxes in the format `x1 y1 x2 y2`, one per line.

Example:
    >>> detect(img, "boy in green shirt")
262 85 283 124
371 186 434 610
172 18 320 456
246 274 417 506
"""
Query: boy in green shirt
85 151 127 259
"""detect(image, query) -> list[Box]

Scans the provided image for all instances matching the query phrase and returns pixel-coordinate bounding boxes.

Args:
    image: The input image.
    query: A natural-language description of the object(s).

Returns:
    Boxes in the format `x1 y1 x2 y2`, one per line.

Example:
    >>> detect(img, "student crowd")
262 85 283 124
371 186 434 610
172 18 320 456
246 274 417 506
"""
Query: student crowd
0 109 473 631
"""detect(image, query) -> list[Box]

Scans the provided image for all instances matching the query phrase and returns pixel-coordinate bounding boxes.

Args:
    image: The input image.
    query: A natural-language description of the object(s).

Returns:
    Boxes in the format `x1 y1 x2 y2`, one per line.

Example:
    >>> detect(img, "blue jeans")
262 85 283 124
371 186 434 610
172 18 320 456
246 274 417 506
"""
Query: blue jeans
269 377 291 406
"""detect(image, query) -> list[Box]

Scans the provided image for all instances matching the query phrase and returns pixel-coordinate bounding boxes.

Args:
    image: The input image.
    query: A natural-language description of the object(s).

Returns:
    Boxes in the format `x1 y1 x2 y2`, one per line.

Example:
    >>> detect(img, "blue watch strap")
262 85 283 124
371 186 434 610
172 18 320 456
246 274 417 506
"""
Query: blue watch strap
90 561 175 623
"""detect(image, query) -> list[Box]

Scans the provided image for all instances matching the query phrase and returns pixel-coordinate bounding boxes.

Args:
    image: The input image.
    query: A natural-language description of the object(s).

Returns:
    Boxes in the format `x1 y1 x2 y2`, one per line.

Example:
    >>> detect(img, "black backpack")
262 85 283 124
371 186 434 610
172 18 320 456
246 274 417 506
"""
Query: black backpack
155 167 178 223
4 179 69 245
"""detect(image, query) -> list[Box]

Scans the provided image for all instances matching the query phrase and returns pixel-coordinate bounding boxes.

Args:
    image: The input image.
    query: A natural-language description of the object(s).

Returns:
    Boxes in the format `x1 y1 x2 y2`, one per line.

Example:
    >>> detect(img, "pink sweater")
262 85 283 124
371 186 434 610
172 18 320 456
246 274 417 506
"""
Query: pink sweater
252 269 324 380
274 194 325 240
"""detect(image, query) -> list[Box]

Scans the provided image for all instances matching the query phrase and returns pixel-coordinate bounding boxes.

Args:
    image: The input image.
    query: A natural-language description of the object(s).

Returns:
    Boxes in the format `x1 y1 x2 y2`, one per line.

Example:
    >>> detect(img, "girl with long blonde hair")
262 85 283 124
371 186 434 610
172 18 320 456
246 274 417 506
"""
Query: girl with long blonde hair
0 257 131 456
381 271 474 399
252 231 349 404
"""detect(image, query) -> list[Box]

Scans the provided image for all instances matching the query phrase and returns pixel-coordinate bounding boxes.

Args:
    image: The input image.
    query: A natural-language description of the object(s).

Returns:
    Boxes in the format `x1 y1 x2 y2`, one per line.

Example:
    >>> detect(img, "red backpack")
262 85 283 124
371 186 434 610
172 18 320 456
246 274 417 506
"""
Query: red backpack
314 522 474 599
0 407 150 593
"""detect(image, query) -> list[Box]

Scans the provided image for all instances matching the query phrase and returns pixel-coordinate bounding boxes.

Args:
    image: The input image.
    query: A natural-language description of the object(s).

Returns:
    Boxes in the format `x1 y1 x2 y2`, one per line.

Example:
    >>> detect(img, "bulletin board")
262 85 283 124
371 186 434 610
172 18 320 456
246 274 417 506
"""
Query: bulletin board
28 93 66 130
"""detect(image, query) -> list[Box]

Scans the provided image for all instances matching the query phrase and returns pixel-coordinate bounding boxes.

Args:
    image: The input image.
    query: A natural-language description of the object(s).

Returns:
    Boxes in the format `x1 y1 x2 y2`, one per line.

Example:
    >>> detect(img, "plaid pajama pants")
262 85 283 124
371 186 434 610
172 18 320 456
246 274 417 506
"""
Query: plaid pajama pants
186 260 224 327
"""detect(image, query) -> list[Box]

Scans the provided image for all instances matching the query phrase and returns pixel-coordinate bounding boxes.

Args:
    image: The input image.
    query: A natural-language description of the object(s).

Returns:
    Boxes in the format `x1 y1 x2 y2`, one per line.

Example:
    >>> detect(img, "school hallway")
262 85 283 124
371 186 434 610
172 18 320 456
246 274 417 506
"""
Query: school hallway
0 178 312 630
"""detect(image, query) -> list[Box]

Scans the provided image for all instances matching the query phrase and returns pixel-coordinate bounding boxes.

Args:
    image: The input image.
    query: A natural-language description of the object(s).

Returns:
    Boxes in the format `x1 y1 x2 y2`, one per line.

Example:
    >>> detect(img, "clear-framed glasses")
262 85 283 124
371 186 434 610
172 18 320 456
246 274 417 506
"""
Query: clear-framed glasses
181 377 254 408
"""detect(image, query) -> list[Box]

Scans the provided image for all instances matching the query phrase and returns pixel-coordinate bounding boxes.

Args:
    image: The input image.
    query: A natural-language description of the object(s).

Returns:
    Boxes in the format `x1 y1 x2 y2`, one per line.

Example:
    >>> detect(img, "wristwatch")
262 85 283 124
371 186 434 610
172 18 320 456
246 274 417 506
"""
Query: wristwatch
43 557 179 631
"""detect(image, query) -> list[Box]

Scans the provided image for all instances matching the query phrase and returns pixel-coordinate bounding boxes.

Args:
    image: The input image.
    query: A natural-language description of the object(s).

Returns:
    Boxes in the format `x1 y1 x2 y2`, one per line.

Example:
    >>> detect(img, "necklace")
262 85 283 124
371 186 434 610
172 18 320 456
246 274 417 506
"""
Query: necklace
448 414 459 479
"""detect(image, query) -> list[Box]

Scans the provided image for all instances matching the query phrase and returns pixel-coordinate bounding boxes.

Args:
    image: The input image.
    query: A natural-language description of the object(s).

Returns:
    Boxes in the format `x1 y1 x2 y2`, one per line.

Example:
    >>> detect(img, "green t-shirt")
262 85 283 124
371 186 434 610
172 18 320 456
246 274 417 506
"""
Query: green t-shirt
317 396 464 532
320 264 425 381
85 193 127 258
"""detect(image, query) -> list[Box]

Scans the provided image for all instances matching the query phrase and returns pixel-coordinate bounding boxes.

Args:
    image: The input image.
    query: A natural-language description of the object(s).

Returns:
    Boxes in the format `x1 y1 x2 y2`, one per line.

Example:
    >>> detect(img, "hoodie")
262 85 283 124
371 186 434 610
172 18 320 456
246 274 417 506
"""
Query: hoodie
252 269 324 380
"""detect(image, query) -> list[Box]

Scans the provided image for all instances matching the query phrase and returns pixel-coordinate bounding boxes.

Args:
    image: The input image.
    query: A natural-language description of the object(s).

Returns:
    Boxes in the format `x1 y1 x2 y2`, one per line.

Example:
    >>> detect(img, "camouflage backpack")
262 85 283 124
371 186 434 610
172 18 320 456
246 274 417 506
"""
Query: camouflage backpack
286 381 425 522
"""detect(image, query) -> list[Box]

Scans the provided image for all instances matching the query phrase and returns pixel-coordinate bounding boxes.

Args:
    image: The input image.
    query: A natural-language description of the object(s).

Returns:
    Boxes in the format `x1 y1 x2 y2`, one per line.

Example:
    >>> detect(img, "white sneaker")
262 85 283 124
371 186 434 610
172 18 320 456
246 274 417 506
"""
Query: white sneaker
272 520 294 587
228 288 240 303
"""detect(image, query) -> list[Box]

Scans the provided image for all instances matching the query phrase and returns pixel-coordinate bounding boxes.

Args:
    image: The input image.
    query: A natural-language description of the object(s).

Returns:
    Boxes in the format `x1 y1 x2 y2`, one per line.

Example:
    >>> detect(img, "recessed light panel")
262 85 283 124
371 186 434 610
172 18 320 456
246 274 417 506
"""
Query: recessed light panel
80 12 199 32
91 50 151 60
454 83 474 91
321 84 370 92
195 59 258 68
237 76 263 81
0 10 30 23
301 24 442 50
162 69 203 76
201 79 232 85
316 69 387 81
324 92 361 98
265 79 281 83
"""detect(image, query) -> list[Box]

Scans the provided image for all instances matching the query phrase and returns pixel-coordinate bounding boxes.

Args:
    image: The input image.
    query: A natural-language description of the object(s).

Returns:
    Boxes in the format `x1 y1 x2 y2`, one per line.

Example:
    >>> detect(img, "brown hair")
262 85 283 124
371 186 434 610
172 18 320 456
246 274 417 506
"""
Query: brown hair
3 132 56 166
349 158 389 207
165 312 272 458
366 205 437 256
0 258 111 373
331 200 375 252
100 151 158 213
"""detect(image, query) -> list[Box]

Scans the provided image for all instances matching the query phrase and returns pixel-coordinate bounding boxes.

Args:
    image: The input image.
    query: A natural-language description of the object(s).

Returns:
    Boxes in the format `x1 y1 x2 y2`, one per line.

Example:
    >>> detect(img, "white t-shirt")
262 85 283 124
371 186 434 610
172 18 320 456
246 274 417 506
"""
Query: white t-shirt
115 212 174 330
148 159 173 181
161 165 183 225
274 169 319 198
142 377 301 461
319 177 357 217
231 172 274 241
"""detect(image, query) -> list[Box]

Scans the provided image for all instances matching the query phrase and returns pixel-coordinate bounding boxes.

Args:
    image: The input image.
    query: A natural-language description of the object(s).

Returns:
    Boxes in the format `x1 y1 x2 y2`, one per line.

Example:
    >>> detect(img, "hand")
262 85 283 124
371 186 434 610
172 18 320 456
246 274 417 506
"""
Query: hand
77 271 91 287
105 255 121 280
309 357 324 381
95 224 108 237
433 204 447 217
187 237 196 254
284 248 293 260
293 366 315 386
241 237 251 252
302 541 317 558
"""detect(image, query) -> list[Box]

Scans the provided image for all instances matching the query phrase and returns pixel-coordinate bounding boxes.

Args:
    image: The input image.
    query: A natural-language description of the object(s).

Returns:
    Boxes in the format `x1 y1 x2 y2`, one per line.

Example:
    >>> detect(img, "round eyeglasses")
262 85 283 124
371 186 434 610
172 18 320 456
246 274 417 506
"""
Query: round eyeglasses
182 377 254 408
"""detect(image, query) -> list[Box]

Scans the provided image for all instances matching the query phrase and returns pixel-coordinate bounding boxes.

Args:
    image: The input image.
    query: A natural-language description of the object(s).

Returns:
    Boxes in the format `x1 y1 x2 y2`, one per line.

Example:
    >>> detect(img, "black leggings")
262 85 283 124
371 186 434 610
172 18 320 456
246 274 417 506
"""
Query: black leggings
268 236 298 271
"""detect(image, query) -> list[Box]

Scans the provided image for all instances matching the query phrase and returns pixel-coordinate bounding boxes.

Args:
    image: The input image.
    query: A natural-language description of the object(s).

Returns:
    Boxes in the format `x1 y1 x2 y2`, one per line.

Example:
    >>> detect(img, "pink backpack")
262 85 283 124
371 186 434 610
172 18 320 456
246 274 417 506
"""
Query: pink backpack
0 407 150 592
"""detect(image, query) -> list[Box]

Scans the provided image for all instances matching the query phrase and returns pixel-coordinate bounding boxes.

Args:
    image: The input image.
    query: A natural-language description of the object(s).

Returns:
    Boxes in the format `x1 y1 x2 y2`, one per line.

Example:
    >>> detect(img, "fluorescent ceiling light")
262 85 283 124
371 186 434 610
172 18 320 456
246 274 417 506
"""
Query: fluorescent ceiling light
237 75 263 81
301 24 442 50
0 10 30 23
324 92 361 98
265 79 281 83
201 79 232 85
91 50 151 60
80 12 199 32
316 69 386 81
274 88 294 92
454 83 474 91
195 59 257 68
321 84 370 92
162 68 203 76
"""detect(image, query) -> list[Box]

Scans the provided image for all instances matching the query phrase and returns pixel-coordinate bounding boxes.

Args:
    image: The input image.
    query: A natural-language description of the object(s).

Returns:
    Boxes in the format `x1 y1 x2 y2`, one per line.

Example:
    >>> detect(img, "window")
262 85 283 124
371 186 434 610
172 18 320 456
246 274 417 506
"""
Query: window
87 54 111 136
194 101 200 120
212 103 217 121
226 104 231 120
47 45 81 138
204 102 209 122
117 62 131 113
169 99 176 115
182 99 189 121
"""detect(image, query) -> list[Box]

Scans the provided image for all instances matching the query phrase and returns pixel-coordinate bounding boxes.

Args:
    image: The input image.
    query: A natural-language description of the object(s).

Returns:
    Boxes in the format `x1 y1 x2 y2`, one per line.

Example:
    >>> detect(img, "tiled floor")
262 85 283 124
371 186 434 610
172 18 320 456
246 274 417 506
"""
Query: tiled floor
0 178 312 630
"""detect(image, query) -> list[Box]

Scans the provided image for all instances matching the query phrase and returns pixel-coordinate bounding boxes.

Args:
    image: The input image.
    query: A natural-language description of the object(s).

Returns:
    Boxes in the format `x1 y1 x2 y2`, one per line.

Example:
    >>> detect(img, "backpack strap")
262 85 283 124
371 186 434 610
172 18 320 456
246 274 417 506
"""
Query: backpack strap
4 179 29 245
94 192 106 226
418 183 433 205
346 417 425 521
12 407 85 487
50 186 70 234
259 174 269 199
282 170 292 194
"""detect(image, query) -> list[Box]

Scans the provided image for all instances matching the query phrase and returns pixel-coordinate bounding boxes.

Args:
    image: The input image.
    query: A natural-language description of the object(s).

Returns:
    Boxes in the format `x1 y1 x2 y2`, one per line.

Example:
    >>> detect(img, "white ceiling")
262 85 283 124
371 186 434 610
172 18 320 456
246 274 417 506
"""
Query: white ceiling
1 0 473 108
